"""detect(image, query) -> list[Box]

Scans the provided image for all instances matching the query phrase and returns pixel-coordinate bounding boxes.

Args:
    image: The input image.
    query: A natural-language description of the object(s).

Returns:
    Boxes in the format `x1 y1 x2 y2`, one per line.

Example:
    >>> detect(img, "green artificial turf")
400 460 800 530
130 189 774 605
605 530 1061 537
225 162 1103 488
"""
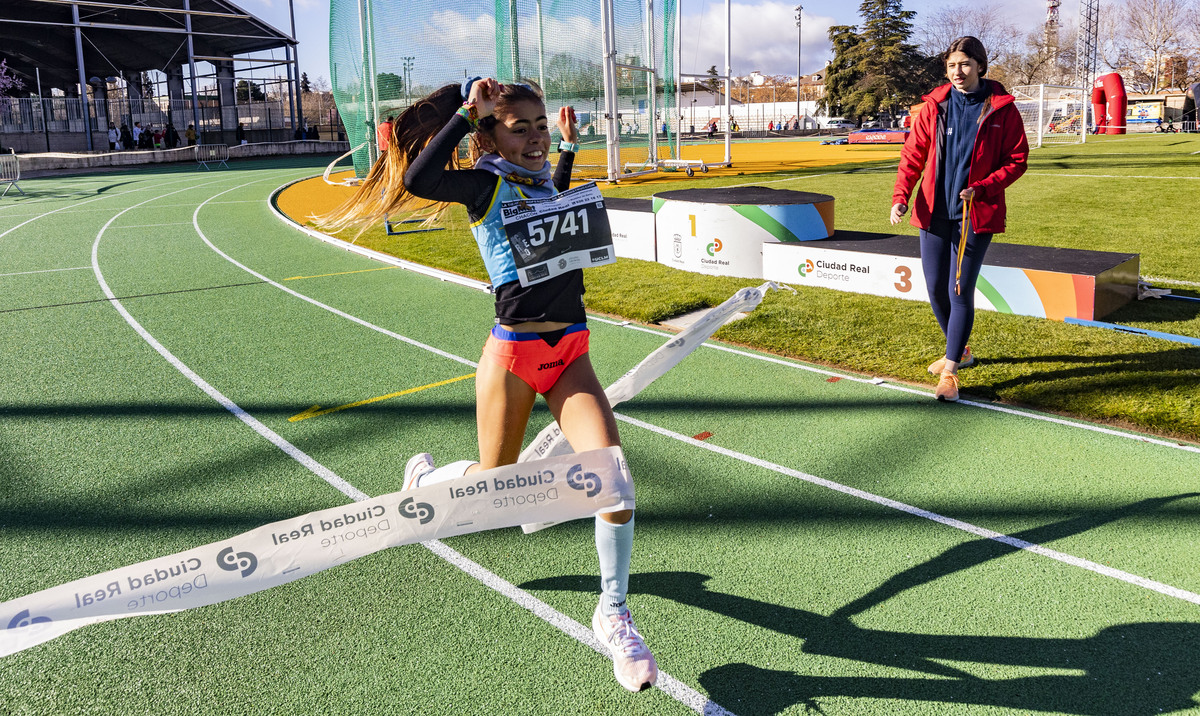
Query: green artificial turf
314 134 1200 443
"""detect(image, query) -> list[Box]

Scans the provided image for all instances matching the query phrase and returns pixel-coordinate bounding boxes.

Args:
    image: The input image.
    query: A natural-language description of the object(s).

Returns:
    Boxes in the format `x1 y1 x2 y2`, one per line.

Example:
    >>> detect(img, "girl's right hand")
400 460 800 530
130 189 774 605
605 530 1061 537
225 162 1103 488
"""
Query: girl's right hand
889 203 907 225
468 78 501 118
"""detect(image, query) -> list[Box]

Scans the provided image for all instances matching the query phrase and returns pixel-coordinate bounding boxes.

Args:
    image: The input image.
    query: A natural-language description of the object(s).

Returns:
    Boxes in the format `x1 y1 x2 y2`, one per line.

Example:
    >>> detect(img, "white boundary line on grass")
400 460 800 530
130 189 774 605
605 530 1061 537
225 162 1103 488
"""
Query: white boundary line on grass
0 266 92 278
256 179 1200 605
586 316 1200 455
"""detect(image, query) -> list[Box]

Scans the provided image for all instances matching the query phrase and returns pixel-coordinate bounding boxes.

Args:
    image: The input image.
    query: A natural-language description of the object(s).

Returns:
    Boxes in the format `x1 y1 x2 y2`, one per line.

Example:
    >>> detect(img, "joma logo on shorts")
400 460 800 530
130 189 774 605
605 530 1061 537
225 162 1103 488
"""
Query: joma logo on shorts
538 359 564 371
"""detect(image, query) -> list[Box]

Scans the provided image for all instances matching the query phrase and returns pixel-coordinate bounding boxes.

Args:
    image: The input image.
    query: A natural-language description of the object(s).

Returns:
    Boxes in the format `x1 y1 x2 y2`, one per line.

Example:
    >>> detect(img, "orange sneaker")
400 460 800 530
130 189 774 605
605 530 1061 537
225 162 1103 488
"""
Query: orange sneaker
935 372 960 402
928 345 975 375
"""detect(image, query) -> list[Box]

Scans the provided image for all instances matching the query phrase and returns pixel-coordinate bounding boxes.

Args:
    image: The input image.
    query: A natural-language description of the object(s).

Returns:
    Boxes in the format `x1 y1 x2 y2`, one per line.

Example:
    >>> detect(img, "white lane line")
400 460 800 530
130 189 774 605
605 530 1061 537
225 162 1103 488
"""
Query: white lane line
429 540 733 714
587 315 1200 455
613 412 1200 606
248 182 1200 606
191 184 477 369
0 175 223 241
106 222 195 230
88 175 732 716
0 266 92 278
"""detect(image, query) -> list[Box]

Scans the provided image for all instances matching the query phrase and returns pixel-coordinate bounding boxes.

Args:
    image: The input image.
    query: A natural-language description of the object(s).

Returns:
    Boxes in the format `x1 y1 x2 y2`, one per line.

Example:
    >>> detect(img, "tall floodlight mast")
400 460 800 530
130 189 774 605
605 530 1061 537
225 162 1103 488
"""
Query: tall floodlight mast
1043 0 1060 55
1075 0 1100 138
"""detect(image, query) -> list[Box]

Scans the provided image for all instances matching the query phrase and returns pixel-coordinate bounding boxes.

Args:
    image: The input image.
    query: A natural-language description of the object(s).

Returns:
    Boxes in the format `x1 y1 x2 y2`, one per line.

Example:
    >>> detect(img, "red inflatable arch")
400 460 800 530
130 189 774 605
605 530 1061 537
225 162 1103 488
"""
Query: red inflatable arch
1091 73 1127 135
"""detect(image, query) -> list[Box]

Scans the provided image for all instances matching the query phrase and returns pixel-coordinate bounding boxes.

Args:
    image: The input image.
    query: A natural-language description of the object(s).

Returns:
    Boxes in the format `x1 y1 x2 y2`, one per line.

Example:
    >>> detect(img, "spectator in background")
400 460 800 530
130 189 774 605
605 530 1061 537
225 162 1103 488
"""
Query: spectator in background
185 124 197 146
120 123 134 150
166 124 180 149
107 124 118 150
377 115 394 152
138 124 153 149
236 123 247 145
132 122 143 148
153 126 165 149
307 124 319 140
889 35 1028 403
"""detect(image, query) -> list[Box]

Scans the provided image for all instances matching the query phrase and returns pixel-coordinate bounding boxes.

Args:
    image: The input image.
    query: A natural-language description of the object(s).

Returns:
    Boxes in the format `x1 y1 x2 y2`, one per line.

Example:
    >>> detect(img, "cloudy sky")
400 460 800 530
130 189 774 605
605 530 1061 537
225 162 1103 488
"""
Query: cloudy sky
237 0 1072 84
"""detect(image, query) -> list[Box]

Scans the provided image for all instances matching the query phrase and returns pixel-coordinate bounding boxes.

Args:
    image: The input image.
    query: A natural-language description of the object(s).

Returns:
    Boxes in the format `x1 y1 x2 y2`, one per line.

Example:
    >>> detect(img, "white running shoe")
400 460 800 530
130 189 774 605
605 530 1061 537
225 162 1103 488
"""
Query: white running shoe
403 453 435 491
592 604 658 692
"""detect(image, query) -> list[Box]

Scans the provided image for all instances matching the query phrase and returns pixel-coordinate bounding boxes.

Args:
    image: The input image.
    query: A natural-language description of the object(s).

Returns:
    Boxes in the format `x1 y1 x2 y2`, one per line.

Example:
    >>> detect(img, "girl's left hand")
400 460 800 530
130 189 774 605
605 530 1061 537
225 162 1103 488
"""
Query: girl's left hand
558 106 579 144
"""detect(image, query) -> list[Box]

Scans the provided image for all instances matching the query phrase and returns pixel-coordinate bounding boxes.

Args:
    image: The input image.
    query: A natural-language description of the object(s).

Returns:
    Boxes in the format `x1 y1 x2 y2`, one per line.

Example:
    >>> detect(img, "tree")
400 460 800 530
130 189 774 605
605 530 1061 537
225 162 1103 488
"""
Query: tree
236 79 266 102
850 0 928 118
300 72 311 94
705 65 721 95
376 72 403 100
1122 0 1188 91
821 25 863 117
0 59 23 96
913 3 1018 69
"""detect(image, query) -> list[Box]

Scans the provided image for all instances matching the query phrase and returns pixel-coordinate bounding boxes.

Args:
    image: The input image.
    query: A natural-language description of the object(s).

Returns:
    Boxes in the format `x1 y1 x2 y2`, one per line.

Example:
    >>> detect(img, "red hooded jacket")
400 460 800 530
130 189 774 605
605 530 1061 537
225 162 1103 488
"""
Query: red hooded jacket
893 79 1029 234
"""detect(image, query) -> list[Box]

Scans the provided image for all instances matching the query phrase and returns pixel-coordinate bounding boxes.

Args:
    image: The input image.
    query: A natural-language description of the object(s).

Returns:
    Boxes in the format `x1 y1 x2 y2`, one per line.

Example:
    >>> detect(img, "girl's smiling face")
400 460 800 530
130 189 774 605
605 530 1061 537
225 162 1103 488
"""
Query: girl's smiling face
488 99 551 171
945 51 982 93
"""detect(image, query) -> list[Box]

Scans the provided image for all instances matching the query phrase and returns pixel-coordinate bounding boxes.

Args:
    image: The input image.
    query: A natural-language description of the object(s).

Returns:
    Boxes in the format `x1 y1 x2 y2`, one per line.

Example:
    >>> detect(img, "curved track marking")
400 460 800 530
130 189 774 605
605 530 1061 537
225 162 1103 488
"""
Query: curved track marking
250 180 1200 606
86 174 731 715
0 174 210 241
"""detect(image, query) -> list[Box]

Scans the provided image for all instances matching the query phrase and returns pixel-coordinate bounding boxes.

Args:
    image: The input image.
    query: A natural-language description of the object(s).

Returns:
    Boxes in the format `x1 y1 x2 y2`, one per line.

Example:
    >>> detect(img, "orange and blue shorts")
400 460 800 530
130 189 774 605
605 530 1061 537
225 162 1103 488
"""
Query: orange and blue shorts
482 323 590 394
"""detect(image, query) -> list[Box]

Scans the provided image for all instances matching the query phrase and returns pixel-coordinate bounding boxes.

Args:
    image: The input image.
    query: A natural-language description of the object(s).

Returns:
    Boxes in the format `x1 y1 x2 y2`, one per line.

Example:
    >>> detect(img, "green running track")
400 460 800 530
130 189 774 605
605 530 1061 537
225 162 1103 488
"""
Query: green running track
1 157 1198 715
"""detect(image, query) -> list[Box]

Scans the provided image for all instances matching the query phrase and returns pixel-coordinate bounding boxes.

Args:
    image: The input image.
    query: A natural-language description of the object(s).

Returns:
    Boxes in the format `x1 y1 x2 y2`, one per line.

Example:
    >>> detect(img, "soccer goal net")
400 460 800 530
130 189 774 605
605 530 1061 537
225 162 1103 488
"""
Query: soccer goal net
1011 84 1088 148
328 0 679 181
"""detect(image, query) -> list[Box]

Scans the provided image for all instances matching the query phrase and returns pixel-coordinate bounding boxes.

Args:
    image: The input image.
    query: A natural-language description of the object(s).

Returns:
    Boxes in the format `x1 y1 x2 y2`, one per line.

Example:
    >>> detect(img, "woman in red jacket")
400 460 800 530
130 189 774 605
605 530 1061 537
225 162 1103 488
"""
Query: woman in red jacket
891 36 1029 402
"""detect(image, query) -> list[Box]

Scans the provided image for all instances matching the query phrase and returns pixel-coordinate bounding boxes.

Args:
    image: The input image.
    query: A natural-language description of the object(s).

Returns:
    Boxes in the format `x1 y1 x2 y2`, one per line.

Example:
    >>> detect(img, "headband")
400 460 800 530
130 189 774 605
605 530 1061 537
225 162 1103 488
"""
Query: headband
460 76 535 101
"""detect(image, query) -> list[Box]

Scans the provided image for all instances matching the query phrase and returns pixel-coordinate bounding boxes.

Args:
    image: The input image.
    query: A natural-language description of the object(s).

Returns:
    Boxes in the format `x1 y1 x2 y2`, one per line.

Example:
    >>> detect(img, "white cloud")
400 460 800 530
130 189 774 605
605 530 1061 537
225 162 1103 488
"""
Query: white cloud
680 2 834 78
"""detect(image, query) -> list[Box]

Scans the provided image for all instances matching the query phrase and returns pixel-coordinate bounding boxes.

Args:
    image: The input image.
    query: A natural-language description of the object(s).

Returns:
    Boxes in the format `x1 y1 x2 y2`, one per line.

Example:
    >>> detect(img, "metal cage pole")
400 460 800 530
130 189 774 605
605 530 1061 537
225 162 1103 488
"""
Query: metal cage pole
645 0 658 164
71 3 95 150
674 0 682 159
600 0 621 180
184 0 202 139
723 0 730 163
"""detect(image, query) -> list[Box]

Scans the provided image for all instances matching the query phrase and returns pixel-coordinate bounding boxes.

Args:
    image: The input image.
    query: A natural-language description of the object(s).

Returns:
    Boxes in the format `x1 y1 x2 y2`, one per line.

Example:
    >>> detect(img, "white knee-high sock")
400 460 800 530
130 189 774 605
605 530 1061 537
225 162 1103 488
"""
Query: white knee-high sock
596 514 634 616
416 460 476 488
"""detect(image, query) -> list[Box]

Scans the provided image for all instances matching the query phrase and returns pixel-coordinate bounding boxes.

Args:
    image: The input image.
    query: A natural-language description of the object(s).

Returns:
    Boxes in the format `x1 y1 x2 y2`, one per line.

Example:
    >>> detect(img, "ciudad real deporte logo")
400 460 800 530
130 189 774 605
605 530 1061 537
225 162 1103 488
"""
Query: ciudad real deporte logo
7 609 52 630
398 497 435 525
706 237 723 257
217 546 258 578
797 258 815 277
566 464 602 498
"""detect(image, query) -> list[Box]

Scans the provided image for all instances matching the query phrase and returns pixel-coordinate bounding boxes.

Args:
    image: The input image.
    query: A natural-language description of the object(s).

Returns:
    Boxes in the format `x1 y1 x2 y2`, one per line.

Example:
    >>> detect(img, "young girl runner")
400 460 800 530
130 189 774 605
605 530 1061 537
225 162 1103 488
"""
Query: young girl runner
318 77 657 693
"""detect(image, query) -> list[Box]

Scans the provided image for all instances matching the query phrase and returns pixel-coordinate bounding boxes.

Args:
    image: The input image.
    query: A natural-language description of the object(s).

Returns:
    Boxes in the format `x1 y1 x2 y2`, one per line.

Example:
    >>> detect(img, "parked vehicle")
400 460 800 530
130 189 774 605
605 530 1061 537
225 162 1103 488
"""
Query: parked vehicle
822 117 857 129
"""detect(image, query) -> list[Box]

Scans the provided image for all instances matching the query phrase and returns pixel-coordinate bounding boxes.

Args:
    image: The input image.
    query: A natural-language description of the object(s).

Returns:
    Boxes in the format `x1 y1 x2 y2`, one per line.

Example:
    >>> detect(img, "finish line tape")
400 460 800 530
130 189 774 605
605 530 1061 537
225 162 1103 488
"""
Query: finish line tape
1 447 633 657
518 282 782 533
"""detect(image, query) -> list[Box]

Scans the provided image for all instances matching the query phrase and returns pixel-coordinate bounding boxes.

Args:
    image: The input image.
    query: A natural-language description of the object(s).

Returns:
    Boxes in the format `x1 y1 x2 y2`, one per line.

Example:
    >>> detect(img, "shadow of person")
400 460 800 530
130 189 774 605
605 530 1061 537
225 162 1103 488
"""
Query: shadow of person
830 493 1200 621
524 571 1200 714
701 619 1200 716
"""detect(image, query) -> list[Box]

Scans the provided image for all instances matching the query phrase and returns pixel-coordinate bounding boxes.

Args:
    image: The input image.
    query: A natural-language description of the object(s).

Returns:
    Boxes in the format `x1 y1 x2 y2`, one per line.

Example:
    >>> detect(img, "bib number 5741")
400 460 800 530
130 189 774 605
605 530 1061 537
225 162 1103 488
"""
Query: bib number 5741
527 208 590 246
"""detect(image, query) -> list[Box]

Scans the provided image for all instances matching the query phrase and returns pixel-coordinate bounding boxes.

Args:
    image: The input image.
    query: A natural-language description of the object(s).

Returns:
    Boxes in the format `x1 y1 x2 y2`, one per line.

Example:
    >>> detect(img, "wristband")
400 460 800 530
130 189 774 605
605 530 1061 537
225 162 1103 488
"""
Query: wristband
558 140 579 153
457 102 479 129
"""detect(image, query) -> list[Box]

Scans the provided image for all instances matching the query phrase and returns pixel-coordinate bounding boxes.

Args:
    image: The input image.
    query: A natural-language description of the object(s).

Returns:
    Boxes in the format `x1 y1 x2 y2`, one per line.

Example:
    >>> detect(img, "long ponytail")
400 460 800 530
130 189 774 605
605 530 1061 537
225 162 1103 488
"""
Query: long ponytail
315 80 547 238
315 83 465 236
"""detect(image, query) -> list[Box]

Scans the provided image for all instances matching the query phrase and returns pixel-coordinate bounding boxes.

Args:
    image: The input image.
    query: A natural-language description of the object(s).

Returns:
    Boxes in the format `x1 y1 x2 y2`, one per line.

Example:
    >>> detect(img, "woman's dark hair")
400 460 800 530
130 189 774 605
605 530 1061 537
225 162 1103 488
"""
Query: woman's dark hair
316 80 545 237
943 36 988 77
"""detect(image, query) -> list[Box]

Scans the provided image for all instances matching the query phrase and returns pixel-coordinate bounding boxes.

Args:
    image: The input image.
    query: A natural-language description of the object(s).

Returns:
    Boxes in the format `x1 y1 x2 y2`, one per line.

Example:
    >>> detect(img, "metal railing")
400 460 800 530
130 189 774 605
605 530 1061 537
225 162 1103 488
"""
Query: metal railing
1 152 24 198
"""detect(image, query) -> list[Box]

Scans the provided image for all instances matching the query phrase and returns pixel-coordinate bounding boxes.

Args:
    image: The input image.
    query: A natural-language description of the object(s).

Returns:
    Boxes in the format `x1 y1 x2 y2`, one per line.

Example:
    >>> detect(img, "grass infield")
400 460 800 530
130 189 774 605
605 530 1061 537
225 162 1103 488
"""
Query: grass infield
284 133 1200 443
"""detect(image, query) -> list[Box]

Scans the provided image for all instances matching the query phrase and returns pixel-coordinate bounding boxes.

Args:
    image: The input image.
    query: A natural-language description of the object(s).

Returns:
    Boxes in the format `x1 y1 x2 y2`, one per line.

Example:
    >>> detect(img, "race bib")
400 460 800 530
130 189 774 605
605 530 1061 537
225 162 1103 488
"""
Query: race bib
500 183 615 286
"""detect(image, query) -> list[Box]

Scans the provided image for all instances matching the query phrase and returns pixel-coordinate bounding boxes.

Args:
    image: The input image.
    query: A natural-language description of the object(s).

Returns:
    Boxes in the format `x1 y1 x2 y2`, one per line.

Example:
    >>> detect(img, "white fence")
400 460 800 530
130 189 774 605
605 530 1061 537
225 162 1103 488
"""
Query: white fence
0 97 290 136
